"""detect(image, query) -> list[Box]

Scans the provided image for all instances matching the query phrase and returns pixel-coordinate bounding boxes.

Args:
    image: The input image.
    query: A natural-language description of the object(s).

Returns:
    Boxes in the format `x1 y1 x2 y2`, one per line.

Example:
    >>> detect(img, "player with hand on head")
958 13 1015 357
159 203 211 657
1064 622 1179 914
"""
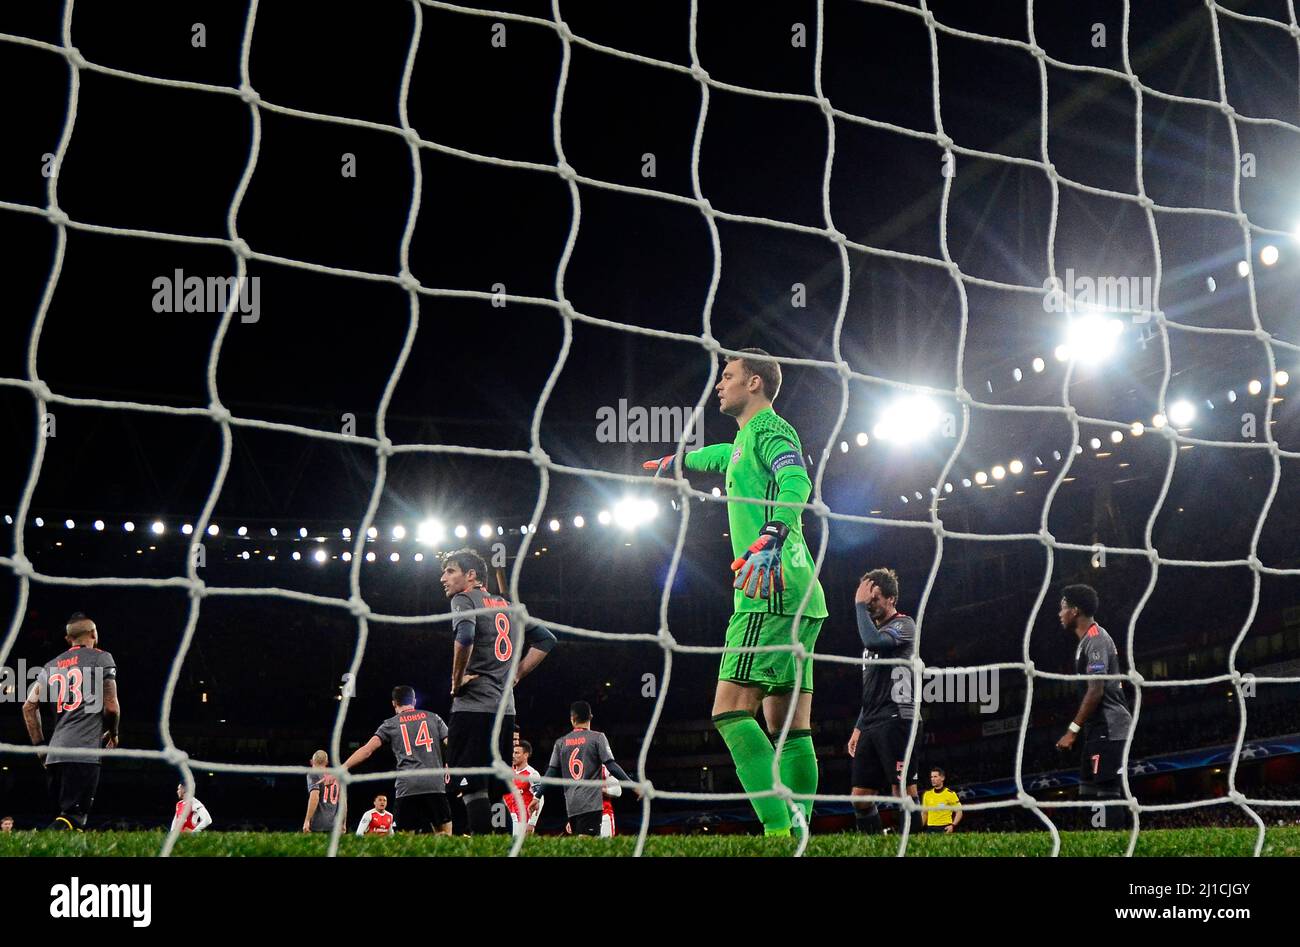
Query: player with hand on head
529 702 639 837
344 686 451 835
643 349 826 837
356 794 395 836
303 750 345 834
442 548 557 835
849 570 921 834
22 612 120 831
504 740 543 837
1055 584 1132 829
171 782 212 833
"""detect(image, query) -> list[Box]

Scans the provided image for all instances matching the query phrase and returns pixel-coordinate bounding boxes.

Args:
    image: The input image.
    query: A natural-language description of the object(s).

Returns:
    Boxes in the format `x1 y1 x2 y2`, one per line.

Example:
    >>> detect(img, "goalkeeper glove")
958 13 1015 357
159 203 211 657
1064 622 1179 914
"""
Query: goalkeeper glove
731 521 789 599
641 454 677 478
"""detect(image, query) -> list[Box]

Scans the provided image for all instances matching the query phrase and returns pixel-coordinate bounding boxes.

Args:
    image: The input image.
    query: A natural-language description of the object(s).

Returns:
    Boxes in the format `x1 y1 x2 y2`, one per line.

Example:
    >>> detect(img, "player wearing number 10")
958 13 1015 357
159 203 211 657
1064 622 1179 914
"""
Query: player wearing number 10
443 548 557 835
644 349 827 837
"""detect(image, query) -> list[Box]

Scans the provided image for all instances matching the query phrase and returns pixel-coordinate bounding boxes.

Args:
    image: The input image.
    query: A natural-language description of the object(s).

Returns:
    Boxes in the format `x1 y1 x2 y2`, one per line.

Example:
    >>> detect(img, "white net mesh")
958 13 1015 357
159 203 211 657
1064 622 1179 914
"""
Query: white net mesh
1 0 1299 856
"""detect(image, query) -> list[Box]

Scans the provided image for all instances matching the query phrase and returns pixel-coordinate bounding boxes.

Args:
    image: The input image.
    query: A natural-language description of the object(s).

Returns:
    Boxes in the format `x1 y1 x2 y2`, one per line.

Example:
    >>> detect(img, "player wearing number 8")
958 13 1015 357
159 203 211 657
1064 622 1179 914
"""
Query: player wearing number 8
643 349 826 837
443 548 557 835
22 612 120 831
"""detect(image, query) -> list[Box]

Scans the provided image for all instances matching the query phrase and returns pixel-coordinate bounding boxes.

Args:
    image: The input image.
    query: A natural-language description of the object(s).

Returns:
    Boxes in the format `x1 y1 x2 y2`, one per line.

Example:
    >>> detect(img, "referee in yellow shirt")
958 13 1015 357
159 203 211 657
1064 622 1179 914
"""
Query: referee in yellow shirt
922 767 962 834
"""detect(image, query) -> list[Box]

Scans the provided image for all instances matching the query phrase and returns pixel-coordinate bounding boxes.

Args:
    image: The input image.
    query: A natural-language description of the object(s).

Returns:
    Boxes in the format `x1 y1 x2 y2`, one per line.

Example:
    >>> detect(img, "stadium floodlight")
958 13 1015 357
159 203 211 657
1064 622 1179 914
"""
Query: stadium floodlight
342 551 352 562
613 497 658 529
839 440 848 453
974 471 988 485
269 527 278 537
573 515 585 529
266 555 276 562
367 527 378 540
1237 260 1250 277
597 510 612 526
961 478 972 488
548 518 561 532
292 551 301 561
392 524 407 540
207 524 220 536
123 521 134 532
366 551 376 562
454 524 468 539
1248 379 1262 395
342 527 352 539
1168 400 1195 427
389 552 400 563
1009 459 1024 475
93 519 105 531
151 520 164 535
1261 245 1279 266
1054 344 1069 362
414 552 423 562
240 551 250 560
1130 421 1145 436
64 519 74 529
944 482 954 493
477 523 492 539
710 487 722 497
1151 413 1167 429
855 432 869 447
1089 437 1102 450
237 526 247 537
497 526 504 536
1013 367 1022 382
991 466 1006 480
1110 430 1123 444
1275 370 1289 387
1207 276 1216 292
1062 312 1124 364
1031 357 1045 373
872 395 942 445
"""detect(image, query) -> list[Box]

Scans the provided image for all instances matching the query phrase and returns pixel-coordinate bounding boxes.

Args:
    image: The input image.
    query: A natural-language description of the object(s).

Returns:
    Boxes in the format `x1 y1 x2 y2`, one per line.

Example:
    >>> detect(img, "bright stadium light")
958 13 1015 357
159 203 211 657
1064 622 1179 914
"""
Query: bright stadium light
477 523 492 539
454 524 468 539
944 482 954 493
1238 260 1250 277
240 551 250 560
1130 421 1145 436
1248 379 1262 396
573 515 585 529
1032 357 1045 373
64 519 75 529
292 551 302 561
855 432 869 447
710 487 721 497
151 520 164 535
1062 312 1124 364
269 527 278 537
974 471 988 485
237 526 247 537
1110 430 1123 444
298 527 308 538
992 465 1006 480
1054 345 1069 362
597 510 612 526
342 551 352 562
207 524 219 536
1207 276 1216 293
416 519 445 545
390 552 400 563
414 552 423 562
1151 413 1167 429
123 521 135 532
392 524 407 540
1168 400 1195 427
873 395 943 445
1261 245 1279 266
548 518 561 532
839 441 848 453
181 523 192 535
961 478 972 488
311 549 325 563
93 519 105 531
1009 459 1024 475
1013 367 1023 382
1275 370 1289 387
34 517 44 527
367 527 378 540
1089 437 1101 450
366 551 376 562
613 497 657 529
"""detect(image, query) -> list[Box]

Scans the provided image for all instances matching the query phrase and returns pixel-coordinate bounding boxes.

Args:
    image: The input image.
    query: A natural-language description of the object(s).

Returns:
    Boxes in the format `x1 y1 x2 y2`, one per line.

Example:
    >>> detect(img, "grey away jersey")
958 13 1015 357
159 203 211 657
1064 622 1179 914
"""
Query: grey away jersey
858 613 917 729
307 772 343 832
375 708 449 797
547 728 615 818
451 586 521 715
1075 624 1132 740
35 646 117 765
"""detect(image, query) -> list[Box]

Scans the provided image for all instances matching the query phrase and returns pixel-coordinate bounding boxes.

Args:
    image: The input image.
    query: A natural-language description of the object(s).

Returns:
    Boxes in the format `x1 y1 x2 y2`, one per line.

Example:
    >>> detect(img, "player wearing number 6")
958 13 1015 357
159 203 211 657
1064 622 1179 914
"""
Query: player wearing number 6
343 686 451 834
642 349 826 837
442 548 557 835
530 701 636 836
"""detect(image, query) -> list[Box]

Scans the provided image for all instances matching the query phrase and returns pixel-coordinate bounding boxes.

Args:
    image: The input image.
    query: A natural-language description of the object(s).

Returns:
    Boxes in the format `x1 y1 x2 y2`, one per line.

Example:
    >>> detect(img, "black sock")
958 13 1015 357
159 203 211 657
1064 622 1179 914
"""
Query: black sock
854 803 882 835
465 791 492 835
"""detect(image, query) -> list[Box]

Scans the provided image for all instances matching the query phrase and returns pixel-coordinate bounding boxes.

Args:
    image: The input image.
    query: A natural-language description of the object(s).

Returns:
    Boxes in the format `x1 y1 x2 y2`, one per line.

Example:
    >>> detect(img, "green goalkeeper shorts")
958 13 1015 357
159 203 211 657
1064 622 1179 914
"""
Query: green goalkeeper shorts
719 612 824 695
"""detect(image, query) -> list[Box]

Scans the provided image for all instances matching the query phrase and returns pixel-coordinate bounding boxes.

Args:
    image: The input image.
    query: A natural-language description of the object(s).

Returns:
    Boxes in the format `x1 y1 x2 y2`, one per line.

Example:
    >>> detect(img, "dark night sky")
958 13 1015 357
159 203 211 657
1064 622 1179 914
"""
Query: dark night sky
1 1 1300 822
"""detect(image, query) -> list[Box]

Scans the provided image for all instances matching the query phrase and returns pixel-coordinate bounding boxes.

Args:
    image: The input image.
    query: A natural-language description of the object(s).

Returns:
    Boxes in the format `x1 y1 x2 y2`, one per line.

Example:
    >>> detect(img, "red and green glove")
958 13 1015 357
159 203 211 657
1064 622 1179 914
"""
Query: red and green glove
731 521 788 599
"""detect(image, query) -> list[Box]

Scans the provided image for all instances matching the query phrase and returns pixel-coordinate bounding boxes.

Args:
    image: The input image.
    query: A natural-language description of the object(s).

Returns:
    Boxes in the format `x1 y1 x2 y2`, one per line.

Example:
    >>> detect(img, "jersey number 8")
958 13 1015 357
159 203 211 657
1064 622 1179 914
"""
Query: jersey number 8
494 612 512 662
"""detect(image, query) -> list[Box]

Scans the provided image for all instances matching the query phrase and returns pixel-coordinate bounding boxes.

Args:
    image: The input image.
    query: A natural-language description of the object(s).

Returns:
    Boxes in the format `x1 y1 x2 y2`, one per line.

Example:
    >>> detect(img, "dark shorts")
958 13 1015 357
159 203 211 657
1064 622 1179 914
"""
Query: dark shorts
447 711 514 794
852 717 923 791
396 793 452 832
46 762 100 828
925 824 951 834
1078 731 1125 794
570 811 602 836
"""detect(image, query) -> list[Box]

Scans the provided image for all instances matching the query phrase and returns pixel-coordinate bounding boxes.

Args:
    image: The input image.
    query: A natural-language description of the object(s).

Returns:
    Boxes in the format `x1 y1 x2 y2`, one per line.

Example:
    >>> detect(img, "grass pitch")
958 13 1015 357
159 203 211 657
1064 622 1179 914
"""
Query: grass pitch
1 826 1297 857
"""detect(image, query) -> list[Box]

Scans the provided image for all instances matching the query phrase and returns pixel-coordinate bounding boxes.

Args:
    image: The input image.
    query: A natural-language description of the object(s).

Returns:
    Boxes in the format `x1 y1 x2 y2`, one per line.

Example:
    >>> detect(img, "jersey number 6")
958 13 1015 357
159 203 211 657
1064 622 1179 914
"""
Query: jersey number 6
568 747 584 780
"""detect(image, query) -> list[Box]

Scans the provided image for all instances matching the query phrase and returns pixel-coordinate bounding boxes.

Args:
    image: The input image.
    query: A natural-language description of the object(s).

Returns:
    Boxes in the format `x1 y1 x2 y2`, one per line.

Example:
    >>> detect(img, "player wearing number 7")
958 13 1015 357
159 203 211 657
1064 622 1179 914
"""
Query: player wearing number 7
343 686 452 834
643 349 826 837
442 548 557 836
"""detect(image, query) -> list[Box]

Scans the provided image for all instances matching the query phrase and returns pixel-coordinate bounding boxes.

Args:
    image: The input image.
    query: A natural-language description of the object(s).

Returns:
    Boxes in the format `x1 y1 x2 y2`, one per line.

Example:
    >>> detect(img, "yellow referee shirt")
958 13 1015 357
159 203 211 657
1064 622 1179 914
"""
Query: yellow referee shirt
923 788 961 826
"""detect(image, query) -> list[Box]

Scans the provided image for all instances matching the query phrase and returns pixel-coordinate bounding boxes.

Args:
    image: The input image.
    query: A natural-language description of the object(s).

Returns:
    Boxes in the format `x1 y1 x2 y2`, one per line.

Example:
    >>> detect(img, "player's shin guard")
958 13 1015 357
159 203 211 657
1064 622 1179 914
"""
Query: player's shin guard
777 729 818 827
713 711 791 836
853 801 882 834
464 790 492 835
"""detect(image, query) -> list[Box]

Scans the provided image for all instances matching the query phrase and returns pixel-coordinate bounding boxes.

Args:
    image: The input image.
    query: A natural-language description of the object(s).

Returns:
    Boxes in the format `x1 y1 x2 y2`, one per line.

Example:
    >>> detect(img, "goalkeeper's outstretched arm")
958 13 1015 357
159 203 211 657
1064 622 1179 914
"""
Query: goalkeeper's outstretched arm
643 443 733 476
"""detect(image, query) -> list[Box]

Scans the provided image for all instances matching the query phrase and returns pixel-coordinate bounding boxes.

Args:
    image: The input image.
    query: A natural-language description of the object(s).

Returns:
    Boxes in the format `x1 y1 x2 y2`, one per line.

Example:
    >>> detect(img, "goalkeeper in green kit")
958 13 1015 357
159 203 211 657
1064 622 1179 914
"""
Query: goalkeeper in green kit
643 348 827 836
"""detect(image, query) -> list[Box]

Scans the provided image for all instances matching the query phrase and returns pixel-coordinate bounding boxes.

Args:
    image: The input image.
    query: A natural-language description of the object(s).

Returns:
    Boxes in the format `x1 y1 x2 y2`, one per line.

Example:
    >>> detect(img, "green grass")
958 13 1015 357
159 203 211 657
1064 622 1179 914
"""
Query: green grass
2 826 1298 857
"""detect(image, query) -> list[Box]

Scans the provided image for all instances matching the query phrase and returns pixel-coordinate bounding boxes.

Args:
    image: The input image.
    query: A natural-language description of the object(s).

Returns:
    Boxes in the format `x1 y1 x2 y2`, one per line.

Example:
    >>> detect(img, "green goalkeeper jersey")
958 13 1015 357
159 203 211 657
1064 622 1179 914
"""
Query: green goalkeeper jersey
685 406 828 618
